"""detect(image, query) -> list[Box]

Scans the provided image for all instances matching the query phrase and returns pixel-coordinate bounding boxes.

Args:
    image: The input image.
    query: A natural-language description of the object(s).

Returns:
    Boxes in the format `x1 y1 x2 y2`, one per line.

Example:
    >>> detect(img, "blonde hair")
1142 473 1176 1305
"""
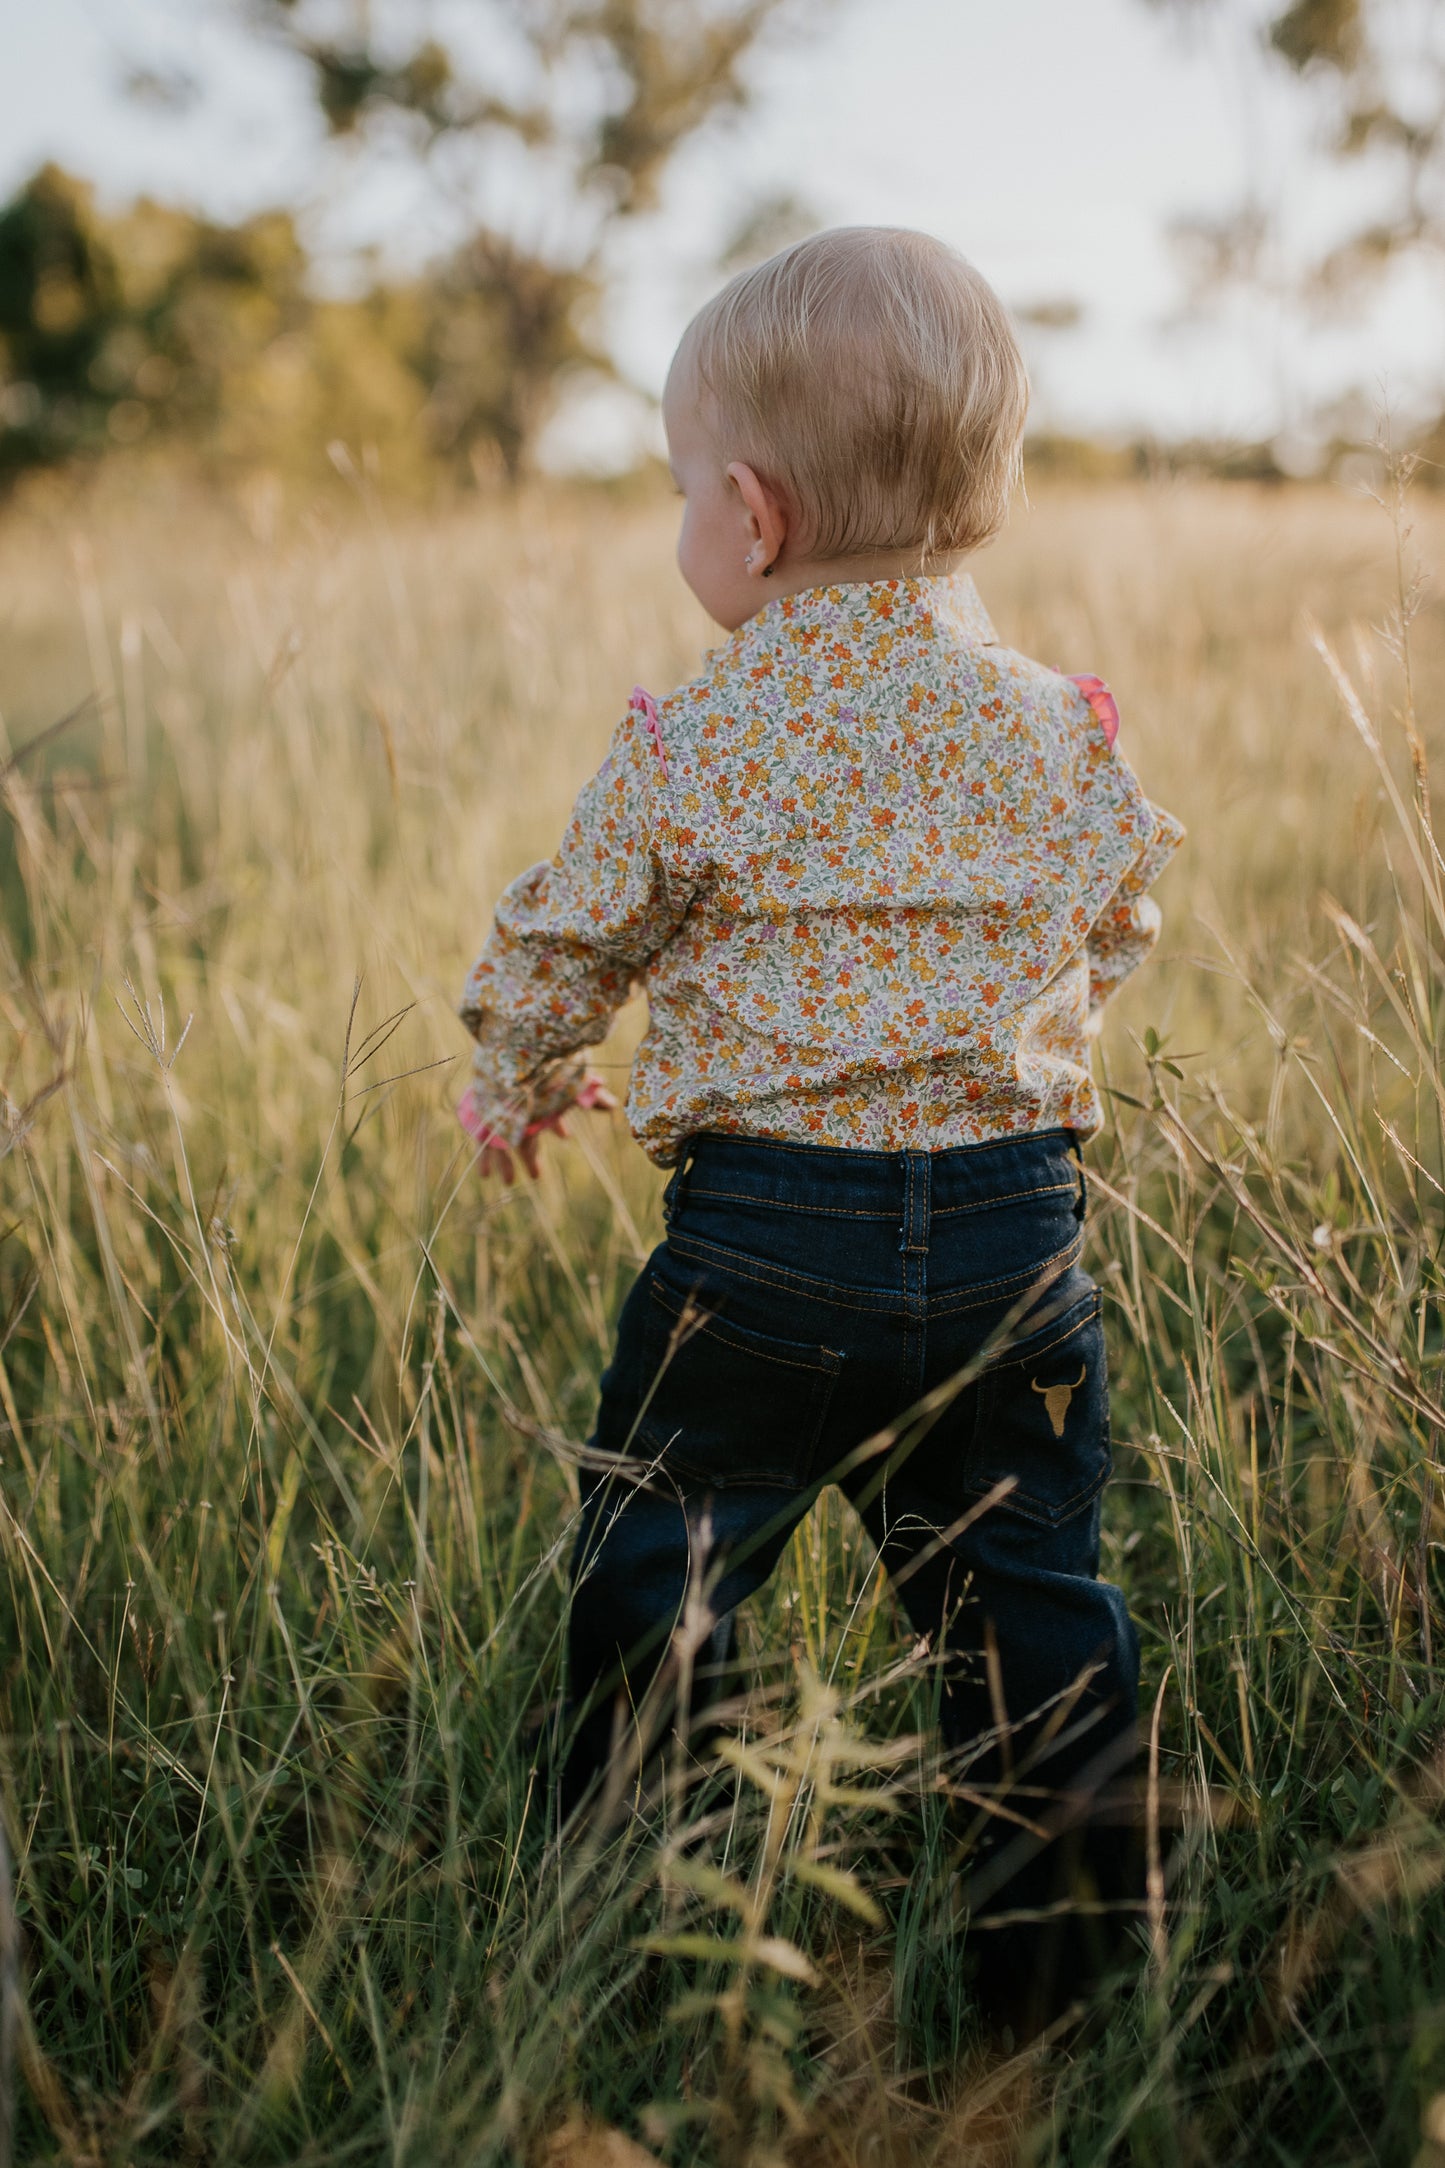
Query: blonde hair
681 226 1029 562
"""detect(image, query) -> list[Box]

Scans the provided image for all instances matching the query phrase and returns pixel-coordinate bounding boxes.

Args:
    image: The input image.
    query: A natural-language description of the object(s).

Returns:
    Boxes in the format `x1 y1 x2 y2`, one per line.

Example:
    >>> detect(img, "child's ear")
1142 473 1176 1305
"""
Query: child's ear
727 460 789 577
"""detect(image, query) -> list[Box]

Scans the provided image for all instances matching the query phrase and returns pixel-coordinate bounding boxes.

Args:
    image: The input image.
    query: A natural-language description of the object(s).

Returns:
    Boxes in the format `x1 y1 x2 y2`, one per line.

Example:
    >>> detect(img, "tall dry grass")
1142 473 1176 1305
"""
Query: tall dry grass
2 465 1444 2164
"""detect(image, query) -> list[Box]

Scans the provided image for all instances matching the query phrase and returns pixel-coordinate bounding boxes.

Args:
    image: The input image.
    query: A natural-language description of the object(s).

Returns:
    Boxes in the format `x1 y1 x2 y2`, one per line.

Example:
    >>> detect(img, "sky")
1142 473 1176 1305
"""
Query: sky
4 0 1441 467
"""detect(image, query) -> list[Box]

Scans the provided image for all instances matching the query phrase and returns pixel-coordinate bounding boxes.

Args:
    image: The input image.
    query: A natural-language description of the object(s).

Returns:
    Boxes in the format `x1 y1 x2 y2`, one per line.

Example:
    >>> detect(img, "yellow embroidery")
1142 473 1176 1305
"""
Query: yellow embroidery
1032 1364 1087 1438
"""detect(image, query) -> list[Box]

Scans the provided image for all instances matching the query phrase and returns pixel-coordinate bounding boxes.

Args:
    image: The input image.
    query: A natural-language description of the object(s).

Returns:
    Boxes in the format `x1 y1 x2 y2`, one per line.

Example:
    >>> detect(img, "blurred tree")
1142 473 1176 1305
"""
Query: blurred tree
0 3 828 487
1146 0 1444 295
0 167 122 473
242 0 823 472
1142 0 1445 468
715 189 820 276
0 166 427 486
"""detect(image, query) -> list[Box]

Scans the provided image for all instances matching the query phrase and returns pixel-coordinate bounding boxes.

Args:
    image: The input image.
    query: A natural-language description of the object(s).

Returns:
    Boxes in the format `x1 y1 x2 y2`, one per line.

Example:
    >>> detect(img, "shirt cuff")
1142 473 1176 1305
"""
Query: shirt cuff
457 1051 588 1151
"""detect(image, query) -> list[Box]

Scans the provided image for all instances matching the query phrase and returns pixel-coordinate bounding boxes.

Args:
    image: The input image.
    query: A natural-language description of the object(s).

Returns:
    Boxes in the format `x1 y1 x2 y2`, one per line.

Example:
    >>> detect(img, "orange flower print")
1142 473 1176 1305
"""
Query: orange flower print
460 572 1182 1162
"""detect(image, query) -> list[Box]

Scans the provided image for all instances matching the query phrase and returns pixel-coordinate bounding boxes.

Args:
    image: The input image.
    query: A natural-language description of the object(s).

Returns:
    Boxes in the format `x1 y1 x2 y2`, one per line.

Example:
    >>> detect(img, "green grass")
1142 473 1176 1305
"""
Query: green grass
2 468 1444 2164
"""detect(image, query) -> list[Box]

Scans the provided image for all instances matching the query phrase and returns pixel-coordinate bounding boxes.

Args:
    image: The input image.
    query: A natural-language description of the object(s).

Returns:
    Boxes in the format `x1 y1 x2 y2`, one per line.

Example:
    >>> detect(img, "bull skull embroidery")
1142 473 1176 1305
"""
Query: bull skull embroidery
1032 1364 1087 1438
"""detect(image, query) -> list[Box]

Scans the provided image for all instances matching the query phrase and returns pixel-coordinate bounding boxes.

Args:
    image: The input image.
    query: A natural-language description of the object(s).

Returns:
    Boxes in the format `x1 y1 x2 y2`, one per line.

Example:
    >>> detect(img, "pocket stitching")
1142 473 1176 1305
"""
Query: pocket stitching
931 1177 1078 1218
639 1279 841 1489
926 1235 1086 1314
677 1185 899 1221
977 1290 1101 1375
972 1464 1107 1528
648 1280 843 1375
666 1225 1086 1317
969 1293 1109 1526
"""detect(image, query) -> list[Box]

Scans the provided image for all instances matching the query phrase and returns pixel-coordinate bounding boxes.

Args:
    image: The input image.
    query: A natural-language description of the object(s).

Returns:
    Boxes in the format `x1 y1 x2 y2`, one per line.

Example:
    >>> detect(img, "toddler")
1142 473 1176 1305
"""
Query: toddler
459 228 1182 2012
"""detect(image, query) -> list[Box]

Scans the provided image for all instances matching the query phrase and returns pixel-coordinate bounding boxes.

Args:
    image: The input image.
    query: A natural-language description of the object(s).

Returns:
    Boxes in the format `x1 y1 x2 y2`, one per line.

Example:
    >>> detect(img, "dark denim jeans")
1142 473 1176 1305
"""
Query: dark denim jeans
563 1127 1140 1972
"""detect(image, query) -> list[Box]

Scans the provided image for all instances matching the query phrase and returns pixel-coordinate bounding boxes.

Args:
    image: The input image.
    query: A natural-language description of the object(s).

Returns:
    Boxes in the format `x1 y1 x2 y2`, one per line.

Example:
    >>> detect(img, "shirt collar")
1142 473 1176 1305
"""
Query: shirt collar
916 570 997 645
727 568 998 658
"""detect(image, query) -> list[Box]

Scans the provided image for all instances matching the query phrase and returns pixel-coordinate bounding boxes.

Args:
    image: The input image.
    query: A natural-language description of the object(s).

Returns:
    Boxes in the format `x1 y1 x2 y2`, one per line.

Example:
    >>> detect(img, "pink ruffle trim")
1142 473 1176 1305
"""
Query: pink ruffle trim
1066 673 1120 749
631 685 668 779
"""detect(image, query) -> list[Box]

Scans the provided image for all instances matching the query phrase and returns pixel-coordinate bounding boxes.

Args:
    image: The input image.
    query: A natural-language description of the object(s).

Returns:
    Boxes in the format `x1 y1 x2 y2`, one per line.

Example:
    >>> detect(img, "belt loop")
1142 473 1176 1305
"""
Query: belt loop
662 1136 697 1226
1068 1130 1088 1222
898 1150 932 1253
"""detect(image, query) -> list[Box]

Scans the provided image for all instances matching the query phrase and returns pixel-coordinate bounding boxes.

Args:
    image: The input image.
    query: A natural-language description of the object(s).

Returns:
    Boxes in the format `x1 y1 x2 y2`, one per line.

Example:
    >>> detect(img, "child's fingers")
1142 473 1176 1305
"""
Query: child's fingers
456 1089 492 1145
574 1076 620 1112
472 1085 607 1189
480 1145 515 1185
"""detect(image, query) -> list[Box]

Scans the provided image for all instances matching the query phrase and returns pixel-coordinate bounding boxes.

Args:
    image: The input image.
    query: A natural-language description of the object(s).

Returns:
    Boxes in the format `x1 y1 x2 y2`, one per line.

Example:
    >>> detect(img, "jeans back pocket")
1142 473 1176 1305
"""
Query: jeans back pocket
637 1277 842 1491
969 1289 1110 1526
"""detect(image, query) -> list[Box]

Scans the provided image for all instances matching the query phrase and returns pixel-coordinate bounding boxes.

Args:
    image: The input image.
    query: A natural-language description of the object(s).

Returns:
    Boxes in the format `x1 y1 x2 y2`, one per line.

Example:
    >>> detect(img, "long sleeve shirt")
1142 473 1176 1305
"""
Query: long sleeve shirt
459 571 1183 1167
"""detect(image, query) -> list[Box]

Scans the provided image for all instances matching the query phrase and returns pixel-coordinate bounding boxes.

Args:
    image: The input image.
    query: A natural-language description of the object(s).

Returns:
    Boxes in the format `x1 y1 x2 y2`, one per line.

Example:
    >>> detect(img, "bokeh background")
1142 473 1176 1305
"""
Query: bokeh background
4 0 1444 494
7 9 1445 2168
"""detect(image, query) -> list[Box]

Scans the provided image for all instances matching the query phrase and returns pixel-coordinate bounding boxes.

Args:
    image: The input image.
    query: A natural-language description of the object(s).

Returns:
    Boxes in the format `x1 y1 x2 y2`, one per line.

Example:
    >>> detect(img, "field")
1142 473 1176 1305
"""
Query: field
3 466 1445 2165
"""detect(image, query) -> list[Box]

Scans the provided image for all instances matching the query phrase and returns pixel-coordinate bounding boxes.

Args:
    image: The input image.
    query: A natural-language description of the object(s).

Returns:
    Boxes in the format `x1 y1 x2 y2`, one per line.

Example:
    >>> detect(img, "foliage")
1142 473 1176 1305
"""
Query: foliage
0 166 424 488
244 0 818 475
2 474 1445 2161
402 235 601 481
1152 0 1445 298
0 162 609 490
1267 0 1365 72
0 165 122 470
0 4 820 489
252 0 807 215
242 1 818 474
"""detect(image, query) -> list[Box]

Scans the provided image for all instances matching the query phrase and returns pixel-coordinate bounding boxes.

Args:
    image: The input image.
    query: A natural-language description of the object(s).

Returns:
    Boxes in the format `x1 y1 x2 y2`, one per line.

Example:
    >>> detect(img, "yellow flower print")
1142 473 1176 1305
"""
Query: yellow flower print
459 572 1182 1162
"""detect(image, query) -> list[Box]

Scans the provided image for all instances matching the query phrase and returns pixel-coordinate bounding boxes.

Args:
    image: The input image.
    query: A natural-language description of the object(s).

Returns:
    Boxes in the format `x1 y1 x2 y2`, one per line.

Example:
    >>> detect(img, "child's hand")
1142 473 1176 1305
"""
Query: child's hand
458 1075 619 1185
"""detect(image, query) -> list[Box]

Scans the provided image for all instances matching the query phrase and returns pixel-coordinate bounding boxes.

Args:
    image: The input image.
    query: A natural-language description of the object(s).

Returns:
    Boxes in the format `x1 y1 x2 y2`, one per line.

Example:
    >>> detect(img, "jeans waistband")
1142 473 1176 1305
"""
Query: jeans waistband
662 1126 1085 1228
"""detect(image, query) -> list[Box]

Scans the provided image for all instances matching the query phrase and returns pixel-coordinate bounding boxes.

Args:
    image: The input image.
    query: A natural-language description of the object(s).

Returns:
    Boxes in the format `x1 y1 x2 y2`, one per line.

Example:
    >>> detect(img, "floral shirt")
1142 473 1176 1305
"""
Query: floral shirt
459 571 1183 1167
